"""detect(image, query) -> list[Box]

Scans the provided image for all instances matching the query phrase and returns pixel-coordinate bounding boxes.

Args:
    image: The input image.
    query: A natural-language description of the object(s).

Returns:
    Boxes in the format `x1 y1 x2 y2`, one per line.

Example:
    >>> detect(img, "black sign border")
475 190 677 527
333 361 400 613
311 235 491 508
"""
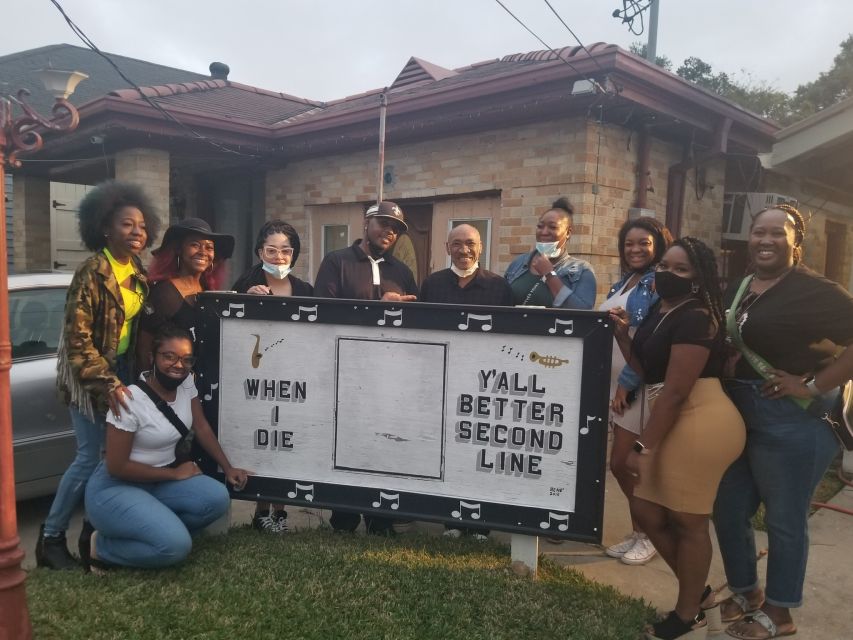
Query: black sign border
196 293 612 543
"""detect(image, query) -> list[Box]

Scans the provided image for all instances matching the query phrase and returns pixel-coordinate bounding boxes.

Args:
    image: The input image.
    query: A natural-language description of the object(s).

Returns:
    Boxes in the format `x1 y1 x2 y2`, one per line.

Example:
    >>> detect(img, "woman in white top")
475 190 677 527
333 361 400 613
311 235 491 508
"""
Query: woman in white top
81 325 248 570
598 216 671 565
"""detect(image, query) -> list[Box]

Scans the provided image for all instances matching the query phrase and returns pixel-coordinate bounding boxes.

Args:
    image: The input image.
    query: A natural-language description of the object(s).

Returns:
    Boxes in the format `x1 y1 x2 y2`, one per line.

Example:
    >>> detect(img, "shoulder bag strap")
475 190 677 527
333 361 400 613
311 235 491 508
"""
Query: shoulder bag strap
136 379 190 438
725 275 810 409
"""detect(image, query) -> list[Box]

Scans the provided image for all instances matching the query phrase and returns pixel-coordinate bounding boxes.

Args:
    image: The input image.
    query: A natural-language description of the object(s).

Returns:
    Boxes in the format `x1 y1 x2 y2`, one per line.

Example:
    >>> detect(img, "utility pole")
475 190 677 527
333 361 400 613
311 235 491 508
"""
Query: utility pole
646 0 660 63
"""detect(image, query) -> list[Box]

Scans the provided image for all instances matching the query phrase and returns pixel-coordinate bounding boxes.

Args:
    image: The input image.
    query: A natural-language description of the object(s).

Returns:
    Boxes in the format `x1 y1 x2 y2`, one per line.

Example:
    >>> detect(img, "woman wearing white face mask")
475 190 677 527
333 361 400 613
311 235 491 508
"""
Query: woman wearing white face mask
232 220 313 298
232 220 312 532
505 197 597 309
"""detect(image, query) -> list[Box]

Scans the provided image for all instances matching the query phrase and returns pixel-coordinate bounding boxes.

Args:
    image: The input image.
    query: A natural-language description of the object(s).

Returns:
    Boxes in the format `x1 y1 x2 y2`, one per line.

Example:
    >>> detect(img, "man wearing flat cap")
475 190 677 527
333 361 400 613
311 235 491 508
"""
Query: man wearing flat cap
314 201 418 534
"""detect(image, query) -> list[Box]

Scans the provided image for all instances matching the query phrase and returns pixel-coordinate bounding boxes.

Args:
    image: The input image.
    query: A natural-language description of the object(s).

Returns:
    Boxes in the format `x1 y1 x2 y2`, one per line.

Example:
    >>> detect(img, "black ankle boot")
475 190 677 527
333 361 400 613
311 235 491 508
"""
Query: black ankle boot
646 610 707 640
78 520 94 571
35 524 78 570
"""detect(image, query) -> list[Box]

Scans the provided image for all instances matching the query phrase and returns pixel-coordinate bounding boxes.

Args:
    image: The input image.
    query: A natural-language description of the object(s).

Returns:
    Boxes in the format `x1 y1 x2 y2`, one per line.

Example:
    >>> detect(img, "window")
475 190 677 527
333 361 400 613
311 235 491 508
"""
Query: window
448 219 491 269
9 287 67 359
323 224 349 257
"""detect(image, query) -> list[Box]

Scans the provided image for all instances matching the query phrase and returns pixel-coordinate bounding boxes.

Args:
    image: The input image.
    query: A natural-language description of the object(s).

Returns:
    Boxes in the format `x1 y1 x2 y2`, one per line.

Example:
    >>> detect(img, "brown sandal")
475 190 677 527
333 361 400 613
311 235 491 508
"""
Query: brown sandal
720 591 764 623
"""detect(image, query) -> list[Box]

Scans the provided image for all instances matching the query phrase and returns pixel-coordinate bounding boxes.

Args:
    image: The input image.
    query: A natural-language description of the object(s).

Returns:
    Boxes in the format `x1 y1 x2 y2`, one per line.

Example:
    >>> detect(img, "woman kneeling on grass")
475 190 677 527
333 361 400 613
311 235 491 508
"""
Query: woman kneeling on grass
81 325 249 571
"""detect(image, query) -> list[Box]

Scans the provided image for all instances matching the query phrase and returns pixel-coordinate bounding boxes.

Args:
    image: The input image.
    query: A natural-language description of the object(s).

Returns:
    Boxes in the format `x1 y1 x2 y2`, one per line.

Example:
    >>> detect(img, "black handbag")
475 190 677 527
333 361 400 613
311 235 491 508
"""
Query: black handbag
135 380 195 465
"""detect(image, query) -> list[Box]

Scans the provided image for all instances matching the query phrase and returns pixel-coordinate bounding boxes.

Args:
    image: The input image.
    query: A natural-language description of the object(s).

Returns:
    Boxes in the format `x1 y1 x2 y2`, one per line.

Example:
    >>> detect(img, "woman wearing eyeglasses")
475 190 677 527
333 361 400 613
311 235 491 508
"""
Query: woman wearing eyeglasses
137 218 235 364
80 324 248 571
232 220 313 533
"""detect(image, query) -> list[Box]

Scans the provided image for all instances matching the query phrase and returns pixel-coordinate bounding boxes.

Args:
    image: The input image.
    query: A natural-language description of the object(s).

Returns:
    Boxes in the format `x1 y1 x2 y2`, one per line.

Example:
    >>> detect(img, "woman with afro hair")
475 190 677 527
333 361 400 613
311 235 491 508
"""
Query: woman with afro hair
36 180 160 570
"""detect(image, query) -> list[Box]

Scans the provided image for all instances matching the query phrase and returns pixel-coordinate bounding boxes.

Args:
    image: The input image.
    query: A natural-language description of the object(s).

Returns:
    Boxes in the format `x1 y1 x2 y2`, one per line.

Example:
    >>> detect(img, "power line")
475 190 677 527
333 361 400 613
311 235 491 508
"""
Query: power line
48 0 260 159
492 0 608 94
541 0 607 74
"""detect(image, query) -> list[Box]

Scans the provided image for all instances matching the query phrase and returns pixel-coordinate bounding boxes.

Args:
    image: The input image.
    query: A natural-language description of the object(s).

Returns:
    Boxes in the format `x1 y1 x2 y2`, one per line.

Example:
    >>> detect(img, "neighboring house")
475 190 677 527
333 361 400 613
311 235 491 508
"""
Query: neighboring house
1 44 208 272
9 42 852 294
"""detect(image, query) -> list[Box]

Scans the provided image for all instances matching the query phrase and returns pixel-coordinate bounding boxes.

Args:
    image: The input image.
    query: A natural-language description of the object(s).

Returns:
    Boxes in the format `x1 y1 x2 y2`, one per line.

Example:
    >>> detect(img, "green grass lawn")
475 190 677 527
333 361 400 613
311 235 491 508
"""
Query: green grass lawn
27 528 653 640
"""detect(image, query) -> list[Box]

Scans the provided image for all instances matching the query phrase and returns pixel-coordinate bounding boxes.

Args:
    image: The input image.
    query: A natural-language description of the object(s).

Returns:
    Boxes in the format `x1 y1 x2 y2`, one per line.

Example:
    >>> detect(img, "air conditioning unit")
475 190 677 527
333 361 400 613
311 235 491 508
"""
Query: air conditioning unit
722 192 797 241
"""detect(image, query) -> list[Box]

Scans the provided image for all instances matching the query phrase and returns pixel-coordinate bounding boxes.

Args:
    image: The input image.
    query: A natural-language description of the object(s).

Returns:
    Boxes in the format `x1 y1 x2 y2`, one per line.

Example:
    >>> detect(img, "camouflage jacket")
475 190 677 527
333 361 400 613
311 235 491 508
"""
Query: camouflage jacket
56 252 149 418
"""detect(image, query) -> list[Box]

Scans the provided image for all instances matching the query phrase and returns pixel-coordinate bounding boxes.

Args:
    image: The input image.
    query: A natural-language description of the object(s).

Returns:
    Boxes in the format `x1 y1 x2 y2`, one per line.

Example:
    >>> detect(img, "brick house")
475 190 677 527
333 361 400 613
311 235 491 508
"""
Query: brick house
11 43 852 296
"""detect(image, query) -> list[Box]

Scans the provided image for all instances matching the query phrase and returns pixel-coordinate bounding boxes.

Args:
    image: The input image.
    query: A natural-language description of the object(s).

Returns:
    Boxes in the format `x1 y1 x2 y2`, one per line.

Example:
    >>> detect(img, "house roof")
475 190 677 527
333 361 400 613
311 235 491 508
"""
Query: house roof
0 43 208 117
19 42 780 174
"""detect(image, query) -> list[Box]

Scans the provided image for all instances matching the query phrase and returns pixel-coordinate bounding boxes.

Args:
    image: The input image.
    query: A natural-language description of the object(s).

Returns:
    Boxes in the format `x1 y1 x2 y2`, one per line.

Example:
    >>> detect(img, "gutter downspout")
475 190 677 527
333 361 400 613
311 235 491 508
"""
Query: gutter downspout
665 117 732 237
635 125 651 209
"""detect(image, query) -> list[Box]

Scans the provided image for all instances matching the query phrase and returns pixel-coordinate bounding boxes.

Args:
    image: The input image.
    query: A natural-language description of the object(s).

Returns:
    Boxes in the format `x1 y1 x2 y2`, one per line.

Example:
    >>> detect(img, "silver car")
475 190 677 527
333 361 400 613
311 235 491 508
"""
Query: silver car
9 272 74 500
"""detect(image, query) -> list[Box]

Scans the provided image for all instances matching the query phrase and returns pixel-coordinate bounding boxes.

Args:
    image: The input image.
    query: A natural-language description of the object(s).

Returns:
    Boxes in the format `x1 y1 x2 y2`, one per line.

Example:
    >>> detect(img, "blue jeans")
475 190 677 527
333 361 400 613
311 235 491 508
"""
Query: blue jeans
85 462 229 568
713 380 840 608
43 355 130 537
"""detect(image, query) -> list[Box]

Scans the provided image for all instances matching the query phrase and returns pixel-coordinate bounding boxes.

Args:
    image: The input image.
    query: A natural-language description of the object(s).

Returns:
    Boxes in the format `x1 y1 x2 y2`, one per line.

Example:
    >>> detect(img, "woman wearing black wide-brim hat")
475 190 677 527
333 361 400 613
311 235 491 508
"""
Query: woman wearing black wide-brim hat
136 218 235 364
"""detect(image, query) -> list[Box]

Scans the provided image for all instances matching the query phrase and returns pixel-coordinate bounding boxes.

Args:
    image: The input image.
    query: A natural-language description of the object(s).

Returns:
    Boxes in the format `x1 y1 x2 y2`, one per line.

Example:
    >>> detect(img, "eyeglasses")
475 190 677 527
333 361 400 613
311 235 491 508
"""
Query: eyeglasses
156 352 196 368
262 246 294 259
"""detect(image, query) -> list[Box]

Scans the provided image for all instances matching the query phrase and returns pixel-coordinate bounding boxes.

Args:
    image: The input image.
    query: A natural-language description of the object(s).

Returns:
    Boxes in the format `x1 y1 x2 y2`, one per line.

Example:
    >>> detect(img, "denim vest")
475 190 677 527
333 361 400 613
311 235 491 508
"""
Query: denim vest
607 269 659 390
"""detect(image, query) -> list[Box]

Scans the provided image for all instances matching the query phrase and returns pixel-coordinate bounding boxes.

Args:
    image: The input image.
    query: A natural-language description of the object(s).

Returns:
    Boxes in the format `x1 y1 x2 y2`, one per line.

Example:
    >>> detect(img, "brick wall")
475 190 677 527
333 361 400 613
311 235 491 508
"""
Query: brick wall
12 174 51 272
266 116 729 302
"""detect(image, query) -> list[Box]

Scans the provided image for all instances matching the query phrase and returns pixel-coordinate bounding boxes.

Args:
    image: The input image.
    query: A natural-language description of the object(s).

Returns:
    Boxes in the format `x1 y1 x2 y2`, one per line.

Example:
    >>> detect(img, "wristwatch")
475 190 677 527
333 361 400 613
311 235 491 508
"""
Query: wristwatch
541 270 558 283
632 440 649 455
802 374 820 397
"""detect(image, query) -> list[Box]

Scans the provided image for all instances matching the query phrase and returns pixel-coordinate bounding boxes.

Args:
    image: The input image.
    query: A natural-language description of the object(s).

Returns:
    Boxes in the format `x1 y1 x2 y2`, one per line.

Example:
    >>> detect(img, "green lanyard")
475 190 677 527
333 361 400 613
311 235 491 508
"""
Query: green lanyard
726 275 810 409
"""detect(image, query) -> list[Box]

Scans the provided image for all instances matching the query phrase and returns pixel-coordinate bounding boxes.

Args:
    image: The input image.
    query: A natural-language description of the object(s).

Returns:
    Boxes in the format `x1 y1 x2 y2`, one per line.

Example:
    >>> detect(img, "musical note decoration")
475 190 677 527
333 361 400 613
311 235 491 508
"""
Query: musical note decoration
222 303 245 318
371 491 400 510
287 482 315 501
548 318 574 335
539 512 569 531
458 313 492 332
290 305 318 322
450 500 482 520
377 309 403 327
529 352 569 368
580 415 599 435
203 382 219 401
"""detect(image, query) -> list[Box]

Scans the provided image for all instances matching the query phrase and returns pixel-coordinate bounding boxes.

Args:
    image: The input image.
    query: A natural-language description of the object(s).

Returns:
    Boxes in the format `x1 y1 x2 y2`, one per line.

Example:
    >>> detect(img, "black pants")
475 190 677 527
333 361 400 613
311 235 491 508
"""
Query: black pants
330 510 395 534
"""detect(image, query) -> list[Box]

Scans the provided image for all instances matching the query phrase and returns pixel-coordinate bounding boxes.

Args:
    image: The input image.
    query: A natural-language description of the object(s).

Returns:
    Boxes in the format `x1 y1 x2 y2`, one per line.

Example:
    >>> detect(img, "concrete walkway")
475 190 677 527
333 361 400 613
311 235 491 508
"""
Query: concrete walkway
16 471 853 639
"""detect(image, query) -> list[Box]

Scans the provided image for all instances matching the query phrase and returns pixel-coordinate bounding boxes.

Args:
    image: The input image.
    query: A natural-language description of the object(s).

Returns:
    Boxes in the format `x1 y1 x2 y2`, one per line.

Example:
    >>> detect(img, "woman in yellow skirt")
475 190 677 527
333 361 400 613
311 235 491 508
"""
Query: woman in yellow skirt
610 237 746 640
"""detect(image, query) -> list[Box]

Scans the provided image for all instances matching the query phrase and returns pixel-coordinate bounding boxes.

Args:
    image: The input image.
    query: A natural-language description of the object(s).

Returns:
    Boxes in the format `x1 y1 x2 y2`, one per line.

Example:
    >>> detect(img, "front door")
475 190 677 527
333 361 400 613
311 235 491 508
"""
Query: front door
392 204 432 287
50 182 93 272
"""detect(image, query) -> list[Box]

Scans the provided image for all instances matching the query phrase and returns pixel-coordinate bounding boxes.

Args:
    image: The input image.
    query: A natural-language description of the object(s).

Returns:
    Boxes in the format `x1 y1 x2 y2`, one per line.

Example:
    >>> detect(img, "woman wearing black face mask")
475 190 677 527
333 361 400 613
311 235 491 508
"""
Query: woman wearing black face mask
79 325 249 571
610 237 746 640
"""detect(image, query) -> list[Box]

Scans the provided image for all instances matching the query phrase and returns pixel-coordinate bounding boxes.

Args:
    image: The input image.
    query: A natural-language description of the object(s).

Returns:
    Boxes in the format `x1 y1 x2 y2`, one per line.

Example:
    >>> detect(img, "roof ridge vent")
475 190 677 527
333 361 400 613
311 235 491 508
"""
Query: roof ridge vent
391 56 458 89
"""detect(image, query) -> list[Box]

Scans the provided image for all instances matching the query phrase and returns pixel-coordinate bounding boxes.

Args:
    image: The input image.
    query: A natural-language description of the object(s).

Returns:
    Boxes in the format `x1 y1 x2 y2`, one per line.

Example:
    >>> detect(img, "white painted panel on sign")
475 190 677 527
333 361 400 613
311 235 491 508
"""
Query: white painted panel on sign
334 338 446 478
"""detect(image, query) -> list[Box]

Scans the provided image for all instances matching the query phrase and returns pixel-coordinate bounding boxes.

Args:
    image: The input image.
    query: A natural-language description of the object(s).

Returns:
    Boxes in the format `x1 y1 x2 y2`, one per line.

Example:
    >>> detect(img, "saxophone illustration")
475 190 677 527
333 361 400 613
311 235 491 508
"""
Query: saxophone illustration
251 333 262 368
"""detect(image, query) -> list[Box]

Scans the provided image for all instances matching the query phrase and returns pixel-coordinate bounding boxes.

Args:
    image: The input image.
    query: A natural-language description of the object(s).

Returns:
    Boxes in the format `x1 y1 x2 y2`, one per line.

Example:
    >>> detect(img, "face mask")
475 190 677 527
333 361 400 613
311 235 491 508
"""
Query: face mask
262 261 292 280
450 262 479 278
535 241 562 258
154 367 189 391
654 270 695 300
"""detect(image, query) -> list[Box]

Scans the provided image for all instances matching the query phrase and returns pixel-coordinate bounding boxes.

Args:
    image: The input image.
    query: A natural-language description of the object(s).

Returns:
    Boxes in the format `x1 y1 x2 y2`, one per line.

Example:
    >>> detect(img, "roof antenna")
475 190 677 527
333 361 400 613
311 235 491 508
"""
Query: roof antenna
376 89 387 205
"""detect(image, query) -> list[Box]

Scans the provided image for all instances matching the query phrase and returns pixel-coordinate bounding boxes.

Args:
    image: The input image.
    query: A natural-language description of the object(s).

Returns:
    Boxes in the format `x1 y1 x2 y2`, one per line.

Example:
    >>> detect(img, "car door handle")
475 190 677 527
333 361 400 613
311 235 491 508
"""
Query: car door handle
53 261 67 269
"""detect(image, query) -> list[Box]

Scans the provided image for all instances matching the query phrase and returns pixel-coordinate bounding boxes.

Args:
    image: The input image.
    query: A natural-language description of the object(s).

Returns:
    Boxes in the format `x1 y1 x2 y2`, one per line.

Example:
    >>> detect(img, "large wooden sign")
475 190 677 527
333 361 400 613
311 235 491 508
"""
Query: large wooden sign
196 294 611 542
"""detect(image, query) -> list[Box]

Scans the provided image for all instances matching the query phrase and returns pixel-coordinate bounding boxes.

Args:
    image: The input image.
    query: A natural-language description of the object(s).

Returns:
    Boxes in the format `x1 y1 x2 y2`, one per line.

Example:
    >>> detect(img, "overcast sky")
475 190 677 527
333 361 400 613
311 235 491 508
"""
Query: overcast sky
2 1 850 102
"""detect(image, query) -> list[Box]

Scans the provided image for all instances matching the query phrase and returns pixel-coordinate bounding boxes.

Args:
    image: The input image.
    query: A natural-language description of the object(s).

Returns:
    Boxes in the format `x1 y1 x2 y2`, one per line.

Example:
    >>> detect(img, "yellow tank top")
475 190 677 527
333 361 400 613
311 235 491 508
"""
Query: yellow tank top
103 248 142 355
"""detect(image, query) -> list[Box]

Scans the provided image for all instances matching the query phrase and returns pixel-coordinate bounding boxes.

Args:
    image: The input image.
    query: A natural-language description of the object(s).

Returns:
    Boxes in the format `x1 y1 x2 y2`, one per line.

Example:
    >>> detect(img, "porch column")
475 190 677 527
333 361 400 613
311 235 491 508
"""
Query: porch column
12 174 51 273
114 148 171 240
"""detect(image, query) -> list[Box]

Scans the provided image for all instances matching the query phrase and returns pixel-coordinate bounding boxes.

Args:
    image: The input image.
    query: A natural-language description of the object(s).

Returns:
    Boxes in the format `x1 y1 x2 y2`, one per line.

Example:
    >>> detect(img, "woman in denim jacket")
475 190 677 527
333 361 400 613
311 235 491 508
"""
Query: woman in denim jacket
505 197 596 309
599 216 672 566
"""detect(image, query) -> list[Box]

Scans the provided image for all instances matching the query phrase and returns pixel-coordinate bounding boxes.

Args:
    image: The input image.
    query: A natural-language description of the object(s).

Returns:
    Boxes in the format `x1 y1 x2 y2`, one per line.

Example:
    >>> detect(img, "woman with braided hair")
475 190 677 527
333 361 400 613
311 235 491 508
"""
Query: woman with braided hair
610 237 746 640
713 205 853 640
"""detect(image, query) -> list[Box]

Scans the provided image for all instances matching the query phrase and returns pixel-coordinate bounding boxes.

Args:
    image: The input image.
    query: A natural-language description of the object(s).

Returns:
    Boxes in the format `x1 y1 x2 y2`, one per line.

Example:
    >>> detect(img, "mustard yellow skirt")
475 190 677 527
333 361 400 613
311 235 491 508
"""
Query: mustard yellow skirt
634 377 745 515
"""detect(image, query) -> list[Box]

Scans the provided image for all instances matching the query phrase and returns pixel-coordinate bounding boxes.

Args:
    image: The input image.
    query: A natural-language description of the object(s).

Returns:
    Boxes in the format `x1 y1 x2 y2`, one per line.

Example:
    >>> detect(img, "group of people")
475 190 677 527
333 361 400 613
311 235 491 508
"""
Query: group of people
32 180 853 640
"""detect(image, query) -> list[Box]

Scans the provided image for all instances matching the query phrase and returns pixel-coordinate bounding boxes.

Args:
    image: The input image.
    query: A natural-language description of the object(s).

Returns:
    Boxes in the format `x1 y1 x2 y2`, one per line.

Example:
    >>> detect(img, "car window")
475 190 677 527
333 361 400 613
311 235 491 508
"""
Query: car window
9 287 67 359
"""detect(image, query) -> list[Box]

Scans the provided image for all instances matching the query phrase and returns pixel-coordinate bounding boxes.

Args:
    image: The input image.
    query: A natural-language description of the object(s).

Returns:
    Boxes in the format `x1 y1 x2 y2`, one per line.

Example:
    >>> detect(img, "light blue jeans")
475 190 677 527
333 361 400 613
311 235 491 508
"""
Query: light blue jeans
43 356 129 537
85 462 229 568
713 380 840 608
43 406 106 537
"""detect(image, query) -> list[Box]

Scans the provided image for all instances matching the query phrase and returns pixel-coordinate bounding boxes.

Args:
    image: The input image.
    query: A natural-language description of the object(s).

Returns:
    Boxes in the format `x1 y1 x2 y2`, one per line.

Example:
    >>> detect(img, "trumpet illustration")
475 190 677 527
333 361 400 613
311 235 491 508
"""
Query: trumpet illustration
250 334 262 368
529 351 569 368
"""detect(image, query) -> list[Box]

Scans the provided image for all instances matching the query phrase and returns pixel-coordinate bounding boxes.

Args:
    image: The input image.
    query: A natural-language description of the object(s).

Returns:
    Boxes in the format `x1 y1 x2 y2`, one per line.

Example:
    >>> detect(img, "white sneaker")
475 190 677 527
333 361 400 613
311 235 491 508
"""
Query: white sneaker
443 528 463 539
620 535 657 565
605 532 638 558
471 533 489 542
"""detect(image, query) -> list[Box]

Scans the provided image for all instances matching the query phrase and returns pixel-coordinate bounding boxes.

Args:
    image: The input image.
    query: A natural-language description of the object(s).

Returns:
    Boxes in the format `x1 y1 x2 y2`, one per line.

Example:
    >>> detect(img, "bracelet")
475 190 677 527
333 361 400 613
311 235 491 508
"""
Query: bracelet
802 374 821 397
540 270 557 283
632 440 649 455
